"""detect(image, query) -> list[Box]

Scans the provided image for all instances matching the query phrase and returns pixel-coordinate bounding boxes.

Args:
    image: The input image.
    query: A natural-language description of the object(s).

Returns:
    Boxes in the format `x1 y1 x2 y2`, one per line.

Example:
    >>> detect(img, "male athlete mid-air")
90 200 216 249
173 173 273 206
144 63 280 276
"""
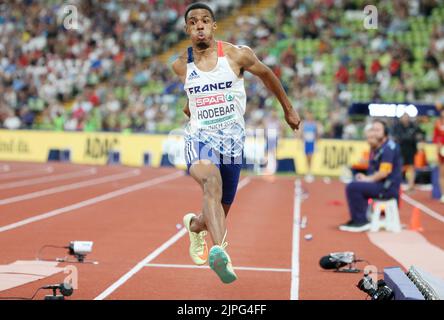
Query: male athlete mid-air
172 2 301 283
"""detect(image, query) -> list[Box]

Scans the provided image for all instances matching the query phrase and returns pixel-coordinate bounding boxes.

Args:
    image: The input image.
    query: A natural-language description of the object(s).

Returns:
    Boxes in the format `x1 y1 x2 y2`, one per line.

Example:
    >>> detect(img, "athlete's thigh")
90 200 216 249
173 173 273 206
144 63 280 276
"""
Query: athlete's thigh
190 160 223 188
185 140 222 187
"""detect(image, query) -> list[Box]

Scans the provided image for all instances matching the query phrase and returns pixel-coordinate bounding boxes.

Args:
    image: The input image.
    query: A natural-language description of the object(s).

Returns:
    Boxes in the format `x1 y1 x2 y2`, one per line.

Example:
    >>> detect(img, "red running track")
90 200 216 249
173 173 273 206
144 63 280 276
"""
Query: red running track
0 161 442 300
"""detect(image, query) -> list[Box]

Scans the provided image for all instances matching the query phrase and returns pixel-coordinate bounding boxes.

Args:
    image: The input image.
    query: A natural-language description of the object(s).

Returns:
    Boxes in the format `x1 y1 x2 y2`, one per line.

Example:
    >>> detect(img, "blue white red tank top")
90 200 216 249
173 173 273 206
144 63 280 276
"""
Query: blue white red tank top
183 41 246 157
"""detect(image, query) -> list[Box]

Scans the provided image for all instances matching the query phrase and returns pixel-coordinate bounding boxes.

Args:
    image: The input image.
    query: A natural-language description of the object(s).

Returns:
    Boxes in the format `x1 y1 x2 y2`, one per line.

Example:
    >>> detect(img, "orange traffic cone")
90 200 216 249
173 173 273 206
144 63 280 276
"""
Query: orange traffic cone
410 207 424 232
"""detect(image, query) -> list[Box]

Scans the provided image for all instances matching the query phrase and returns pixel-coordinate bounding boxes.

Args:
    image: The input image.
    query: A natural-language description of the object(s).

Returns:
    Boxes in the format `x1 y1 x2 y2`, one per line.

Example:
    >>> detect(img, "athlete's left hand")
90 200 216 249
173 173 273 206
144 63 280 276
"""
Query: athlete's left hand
284 110 301 131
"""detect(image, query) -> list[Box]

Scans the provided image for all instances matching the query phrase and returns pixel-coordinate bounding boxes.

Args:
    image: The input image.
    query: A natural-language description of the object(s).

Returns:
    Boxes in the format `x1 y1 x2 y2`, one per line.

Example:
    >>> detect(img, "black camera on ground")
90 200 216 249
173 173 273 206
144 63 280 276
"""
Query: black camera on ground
357 274 394 300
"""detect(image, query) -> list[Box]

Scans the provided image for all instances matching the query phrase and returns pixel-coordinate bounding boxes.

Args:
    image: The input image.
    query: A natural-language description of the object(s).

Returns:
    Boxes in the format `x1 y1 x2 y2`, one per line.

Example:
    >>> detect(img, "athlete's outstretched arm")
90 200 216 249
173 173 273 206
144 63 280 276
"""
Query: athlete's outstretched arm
235 46 301 131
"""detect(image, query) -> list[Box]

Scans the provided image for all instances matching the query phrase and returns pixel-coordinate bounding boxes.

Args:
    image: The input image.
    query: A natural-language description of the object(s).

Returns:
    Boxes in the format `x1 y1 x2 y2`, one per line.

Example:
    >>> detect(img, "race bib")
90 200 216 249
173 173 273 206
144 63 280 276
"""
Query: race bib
195 93 237 131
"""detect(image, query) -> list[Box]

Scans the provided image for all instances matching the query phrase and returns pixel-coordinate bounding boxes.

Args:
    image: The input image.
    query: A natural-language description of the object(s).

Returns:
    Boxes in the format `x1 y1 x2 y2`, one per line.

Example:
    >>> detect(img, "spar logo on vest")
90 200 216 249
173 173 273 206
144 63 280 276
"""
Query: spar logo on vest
195 93 235 107
188 81 233 95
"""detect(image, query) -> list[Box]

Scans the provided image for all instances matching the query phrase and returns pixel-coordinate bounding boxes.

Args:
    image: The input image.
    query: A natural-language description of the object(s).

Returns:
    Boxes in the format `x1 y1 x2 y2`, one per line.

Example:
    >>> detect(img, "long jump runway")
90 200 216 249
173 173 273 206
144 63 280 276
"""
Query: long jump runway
0 161 442 300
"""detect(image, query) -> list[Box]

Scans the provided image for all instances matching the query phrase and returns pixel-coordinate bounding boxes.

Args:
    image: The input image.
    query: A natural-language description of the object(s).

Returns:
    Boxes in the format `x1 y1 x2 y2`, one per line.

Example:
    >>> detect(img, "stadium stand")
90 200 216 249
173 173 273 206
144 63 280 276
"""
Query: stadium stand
0 0 443 140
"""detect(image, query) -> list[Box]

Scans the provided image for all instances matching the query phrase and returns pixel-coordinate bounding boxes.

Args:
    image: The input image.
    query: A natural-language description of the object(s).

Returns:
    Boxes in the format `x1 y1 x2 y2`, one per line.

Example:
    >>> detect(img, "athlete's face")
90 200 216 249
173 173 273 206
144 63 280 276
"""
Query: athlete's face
185 9 217 48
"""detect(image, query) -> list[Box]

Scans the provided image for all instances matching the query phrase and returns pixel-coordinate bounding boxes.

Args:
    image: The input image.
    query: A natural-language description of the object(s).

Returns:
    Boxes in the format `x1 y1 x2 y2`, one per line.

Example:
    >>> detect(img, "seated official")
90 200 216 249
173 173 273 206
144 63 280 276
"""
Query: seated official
339 120 403 232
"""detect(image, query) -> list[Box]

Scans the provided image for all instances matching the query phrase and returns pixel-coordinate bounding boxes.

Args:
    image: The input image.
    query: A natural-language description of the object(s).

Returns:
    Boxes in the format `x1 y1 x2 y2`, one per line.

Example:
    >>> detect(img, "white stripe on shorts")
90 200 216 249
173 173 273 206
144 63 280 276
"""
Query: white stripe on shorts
186 141 191 163
191 141 198 158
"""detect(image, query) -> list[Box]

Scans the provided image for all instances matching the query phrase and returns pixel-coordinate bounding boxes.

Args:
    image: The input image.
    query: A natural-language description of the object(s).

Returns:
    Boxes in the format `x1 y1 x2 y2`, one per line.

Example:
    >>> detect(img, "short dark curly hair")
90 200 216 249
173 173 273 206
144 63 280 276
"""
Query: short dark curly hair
184 2 215 22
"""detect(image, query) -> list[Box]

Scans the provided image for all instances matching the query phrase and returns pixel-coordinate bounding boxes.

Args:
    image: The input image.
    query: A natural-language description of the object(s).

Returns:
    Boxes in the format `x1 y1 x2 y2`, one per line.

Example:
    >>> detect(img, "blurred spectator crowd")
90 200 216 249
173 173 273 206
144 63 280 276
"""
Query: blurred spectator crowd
0 0 443 141
234 0 444 140
0 0 243 132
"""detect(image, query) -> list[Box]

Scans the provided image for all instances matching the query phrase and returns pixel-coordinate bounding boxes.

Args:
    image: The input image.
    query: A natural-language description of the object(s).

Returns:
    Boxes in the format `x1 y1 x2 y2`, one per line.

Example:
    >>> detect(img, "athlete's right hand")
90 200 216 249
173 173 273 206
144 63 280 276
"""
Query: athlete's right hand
284 110 301 131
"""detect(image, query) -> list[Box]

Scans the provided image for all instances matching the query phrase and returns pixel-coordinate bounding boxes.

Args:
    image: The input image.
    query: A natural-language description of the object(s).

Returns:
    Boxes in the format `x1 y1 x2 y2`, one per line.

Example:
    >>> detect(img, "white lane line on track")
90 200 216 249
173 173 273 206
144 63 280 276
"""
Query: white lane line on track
94 176 252 300
290 179 301 300
0 168 97 190
0 166 53 179
0 169 141 205
401 193 444 223
145 263 291 273
94 228 188 301
0 170 185 234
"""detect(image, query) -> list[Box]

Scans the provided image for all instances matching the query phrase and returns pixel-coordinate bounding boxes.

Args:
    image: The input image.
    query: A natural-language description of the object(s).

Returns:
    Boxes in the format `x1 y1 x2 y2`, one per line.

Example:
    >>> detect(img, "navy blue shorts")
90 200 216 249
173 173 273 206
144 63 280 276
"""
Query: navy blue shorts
184 140 242 205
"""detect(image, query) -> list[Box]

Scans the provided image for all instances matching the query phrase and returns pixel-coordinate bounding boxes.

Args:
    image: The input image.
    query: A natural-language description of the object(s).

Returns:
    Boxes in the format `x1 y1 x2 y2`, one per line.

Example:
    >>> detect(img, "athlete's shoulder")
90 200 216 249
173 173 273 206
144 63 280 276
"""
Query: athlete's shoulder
220 41 249 50
222 41 254 56
222 41 257 66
